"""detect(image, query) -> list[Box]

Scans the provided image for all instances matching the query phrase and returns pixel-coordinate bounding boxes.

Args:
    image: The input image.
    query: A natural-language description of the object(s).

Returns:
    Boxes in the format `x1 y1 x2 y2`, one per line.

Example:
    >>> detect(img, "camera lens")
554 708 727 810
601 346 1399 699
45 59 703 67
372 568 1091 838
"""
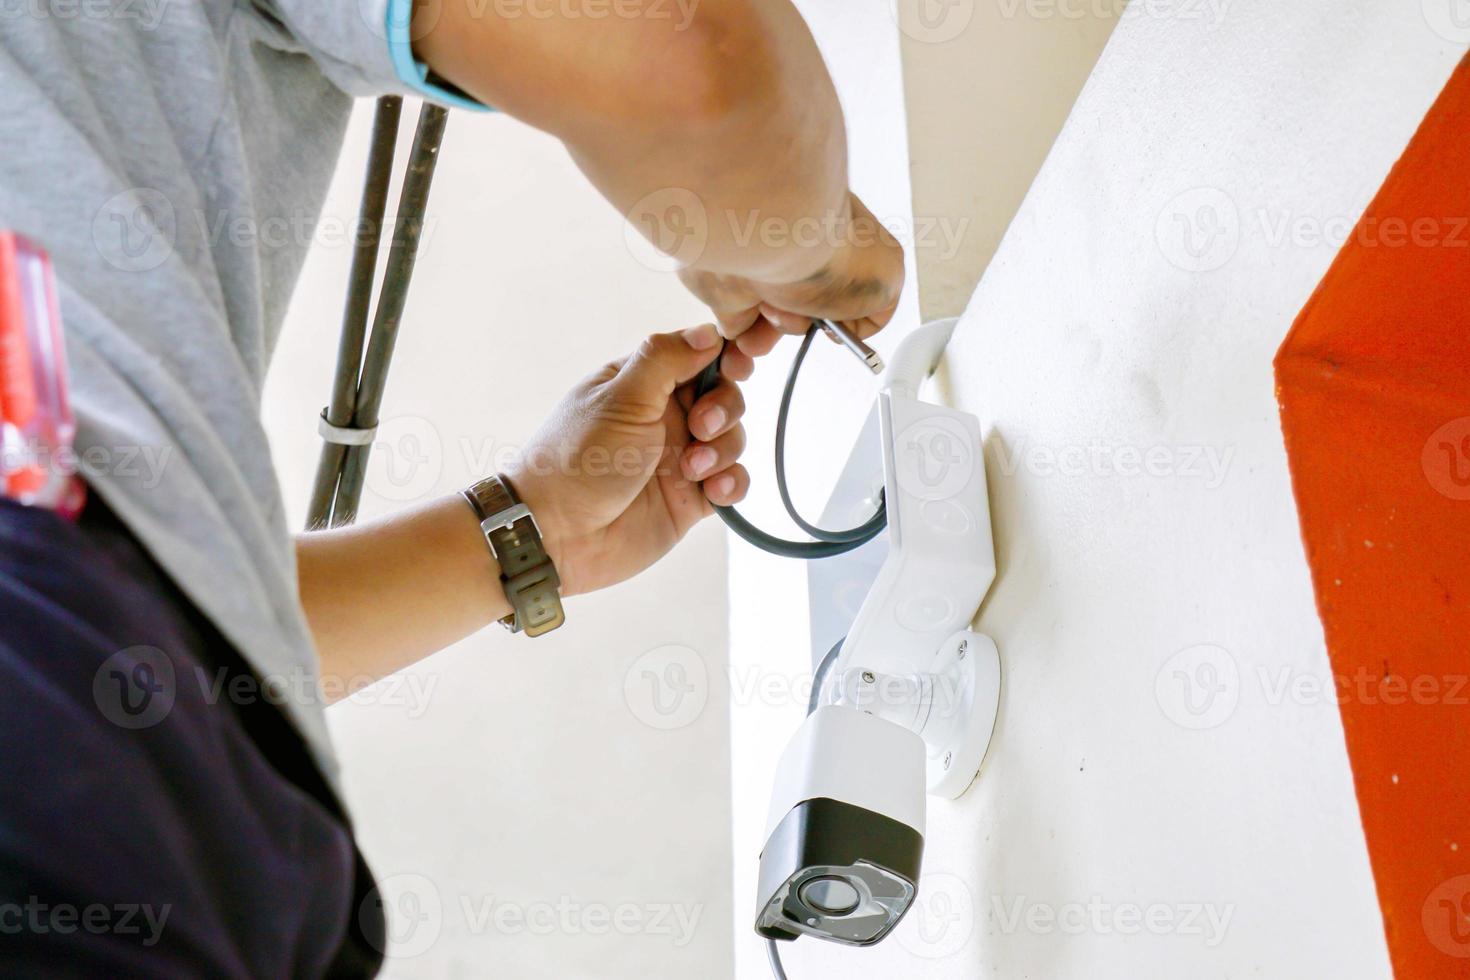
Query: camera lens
798 877 861 917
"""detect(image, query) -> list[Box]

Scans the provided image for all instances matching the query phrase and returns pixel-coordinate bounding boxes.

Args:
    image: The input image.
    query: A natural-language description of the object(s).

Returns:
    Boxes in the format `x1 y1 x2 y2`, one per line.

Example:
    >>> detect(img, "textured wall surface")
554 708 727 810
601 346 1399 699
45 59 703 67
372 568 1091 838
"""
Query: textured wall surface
902 5 1462 979
768 2 1465 979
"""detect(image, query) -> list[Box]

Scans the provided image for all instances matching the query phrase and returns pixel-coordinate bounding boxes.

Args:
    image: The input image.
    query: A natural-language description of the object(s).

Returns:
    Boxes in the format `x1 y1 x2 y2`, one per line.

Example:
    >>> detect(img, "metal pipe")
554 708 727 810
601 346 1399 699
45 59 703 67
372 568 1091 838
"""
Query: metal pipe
332 103 450 525
307 96 404 529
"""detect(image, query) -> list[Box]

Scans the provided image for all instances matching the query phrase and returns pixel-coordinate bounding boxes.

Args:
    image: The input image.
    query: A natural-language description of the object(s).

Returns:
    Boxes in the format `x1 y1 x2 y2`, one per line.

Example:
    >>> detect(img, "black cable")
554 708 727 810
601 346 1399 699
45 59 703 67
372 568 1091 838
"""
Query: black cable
775 328 883 544
694 322 886 560
766 939 790 980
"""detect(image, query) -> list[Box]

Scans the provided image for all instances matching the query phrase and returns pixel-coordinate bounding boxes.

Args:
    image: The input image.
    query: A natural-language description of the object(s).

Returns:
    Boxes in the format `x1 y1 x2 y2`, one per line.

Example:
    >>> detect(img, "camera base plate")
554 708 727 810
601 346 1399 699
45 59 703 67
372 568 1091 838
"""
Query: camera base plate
924 630 1002 799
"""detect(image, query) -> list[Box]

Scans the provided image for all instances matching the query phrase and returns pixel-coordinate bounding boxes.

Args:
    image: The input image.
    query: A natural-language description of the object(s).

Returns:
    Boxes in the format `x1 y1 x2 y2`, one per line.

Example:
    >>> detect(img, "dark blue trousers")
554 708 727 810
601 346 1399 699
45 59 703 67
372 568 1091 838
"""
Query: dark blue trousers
0 496 383 977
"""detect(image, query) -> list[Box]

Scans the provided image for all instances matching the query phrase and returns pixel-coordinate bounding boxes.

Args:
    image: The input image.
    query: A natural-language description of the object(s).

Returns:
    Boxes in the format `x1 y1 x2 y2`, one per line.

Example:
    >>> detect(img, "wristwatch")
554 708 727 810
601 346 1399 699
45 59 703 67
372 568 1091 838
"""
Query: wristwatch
462 475 566 637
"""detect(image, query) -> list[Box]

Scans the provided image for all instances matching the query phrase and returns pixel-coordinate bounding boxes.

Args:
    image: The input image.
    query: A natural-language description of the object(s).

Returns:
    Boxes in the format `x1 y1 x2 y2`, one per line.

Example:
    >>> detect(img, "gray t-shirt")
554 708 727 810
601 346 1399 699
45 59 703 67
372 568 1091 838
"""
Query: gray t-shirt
0 0 433 784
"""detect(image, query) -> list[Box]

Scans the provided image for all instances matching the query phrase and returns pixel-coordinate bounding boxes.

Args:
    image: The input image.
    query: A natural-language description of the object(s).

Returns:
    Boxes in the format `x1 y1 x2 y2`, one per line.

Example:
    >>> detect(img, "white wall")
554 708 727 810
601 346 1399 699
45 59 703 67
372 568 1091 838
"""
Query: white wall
898 0 1118 319
825 4 1462 980
263 105 733 979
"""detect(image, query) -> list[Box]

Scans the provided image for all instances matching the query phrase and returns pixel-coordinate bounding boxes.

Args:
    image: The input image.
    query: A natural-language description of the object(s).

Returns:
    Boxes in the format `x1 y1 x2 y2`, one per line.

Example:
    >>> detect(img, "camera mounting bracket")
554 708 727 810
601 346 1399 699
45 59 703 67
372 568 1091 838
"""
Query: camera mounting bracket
806 318 1002 799
827 629 1001 800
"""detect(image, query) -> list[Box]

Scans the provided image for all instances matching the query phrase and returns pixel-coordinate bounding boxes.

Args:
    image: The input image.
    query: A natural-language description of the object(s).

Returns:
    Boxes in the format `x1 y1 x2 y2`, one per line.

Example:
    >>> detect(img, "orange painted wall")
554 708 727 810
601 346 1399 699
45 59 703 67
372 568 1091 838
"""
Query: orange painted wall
1276 54 1470 979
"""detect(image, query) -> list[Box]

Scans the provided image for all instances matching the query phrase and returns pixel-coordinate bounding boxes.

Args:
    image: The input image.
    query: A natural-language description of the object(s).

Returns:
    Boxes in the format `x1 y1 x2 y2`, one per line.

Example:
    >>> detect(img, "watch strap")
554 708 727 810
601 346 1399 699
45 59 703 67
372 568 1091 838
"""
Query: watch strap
462 475 566 637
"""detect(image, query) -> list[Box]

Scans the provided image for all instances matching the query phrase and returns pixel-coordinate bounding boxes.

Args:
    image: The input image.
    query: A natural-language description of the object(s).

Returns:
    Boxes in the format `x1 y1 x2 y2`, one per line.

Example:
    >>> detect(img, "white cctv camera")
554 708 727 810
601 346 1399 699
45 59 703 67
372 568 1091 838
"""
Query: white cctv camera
755 704 927 946
757 319 1003 951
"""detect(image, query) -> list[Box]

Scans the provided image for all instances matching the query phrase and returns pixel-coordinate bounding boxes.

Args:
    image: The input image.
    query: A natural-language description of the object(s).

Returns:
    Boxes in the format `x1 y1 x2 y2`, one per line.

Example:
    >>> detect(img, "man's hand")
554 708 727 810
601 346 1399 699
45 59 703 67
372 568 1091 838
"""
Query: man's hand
415 0 905 346
504 323 752 597
677 191 905 348
298 323 754 687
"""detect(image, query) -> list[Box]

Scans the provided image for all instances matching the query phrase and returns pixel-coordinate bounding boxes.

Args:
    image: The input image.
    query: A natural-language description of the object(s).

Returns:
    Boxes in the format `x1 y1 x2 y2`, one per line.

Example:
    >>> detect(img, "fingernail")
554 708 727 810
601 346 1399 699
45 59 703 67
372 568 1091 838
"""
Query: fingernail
710 474 736 499
684 324 720 350
699 406 726 438
686 446 717 478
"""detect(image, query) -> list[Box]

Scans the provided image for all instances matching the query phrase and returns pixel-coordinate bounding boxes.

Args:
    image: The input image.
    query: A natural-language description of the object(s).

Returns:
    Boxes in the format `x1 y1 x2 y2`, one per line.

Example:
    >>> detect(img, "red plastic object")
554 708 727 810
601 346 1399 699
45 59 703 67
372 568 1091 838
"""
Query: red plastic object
0 232 84 517
1276 56 1470 979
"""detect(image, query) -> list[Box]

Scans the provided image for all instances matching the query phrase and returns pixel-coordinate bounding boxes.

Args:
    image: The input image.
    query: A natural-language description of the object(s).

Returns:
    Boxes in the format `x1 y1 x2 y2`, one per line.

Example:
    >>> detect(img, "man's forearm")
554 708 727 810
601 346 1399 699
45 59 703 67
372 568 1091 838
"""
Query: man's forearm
415 0 850 282
295 322 751 697
296 494 511 694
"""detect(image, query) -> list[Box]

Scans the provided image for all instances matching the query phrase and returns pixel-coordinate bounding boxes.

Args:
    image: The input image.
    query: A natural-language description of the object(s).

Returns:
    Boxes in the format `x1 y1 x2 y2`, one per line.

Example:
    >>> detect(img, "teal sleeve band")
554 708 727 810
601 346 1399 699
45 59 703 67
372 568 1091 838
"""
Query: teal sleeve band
386 0 493 112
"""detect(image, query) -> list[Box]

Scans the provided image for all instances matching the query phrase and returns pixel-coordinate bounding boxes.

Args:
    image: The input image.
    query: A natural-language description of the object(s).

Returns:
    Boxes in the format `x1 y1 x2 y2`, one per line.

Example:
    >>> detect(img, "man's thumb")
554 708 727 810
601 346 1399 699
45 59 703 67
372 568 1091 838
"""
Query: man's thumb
614 324 722 401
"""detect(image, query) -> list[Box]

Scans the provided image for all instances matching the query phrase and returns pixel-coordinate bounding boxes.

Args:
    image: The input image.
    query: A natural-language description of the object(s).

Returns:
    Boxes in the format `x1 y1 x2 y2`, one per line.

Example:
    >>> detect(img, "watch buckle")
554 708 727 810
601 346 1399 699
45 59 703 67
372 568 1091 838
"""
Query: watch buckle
481 502 537 536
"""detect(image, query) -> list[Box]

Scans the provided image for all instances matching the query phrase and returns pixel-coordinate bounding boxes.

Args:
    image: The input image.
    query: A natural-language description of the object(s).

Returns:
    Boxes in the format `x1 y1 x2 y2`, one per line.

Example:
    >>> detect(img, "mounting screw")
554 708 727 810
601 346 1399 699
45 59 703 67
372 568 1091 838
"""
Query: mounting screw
861 671 875 684
957 640 968 660
943 751 953 770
